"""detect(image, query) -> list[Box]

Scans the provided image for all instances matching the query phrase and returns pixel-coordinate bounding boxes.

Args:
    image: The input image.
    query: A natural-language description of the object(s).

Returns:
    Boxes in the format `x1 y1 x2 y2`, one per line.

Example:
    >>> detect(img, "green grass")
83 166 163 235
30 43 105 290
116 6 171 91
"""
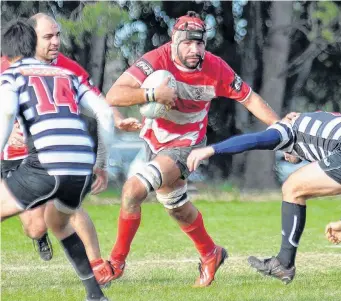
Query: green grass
1 198 341 301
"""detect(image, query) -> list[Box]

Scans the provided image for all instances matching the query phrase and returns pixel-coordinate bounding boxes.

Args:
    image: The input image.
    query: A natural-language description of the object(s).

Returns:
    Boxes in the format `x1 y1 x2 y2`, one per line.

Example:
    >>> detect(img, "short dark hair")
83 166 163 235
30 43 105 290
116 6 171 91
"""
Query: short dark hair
1 19 37 59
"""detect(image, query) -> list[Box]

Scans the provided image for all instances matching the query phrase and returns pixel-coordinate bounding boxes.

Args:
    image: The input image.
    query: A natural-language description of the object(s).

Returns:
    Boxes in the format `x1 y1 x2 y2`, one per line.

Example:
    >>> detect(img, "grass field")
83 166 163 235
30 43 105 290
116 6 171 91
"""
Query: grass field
1 197 341 301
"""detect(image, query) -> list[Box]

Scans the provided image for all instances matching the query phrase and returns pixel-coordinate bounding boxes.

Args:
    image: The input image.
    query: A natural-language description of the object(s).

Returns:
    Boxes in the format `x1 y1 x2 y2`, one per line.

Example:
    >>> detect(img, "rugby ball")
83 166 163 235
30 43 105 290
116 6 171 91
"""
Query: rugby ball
140 70 176 119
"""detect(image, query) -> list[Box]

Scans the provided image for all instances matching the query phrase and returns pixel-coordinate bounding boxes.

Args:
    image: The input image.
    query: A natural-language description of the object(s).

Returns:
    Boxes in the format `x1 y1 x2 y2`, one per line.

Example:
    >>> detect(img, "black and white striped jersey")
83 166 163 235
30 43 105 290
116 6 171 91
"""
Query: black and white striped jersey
269 112 341 162
0 58 98 176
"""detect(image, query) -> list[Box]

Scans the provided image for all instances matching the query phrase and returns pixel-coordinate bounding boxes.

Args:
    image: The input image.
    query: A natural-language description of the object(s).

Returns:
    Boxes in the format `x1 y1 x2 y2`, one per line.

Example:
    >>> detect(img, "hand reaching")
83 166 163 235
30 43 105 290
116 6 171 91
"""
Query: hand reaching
91 167 108 195
116 117 142 132
325 221 341 245
187 147 215 172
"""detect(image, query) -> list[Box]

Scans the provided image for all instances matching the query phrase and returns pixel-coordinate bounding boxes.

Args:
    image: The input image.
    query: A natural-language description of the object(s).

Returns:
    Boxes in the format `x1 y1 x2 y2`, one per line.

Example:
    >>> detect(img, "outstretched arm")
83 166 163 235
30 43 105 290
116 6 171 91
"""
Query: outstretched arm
212 129 282 154
187 129 282 172
242 91 280 126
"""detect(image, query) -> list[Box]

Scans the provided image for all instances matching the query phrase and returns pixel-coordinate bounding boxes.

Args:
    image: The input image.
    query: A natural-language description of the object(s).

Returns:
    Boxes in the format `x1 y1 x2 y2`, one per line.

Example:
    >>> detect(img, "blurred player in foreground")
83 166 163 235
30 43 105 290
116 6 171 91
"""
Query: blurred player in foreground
1 13 141 286
0 20 114 301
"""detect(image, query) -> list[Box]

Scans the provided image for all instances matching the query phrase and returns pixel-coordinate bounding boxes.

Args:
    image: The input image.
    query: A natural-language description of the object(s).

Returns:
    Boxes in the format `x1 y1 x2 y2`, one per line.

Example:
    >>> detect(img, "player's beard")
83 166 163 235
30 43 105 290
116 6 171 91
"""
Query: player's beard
179 53 201 69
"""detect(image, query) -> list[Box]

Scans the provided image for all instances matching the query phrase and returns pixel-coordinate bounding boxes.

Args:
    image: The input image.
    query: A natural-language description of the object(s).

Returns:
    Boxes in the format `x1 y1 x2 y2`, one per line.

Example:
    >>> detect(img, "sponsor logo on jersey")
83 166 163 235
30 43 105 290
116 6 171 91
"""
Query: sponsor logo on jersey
135 59 154 76
230 73 243 92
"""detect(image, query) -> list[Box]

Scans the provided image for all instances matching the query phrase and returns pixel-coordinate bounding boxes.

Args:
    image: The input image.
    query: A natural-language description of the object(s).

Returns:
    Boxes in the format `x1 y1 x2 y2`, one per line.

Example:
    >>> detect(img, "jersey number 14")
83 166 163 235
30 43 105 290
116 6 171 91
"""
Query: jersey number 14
29 76 78 115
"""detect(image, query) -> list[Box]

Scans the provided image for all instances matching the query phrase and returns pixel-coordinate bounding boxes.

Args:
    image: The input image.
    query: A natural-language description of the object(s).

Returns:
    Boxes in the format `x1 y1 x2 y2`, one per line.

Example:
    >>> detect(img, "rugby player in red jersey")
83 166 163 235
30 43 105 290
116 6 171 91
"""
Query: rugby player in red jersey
105 11 279 287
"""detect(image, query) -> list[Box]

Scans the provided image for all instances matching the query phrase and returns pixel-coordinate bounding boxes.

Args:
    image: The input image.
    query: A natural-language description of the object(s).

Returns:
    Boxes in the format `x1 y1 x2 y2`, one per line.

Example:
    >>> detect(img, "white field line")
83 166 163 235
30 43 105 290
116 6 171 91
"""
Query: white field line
2 253 341 272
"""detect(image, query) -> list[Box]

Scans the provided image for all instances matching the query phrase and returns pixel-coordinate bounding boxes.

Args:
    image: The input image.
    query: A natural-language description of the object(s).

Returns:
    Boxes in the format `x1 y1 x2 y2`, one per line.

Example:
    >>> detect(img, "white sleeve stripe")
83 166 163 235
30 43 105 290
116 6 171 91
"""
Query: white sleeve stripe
124 71 142 85
237 87 252 103
268 123 292 151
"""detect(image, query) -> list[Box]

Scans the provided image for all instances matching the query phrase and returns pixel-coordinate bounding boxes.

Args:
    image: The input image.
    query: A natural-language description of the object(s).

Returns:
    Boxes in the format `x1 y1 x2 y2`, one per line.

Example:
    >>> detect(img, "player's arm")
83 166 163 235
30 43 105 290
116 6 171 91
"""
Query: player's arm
106 72 176 108
242 91 280 126
211 129 282 155
217 60 279 126
0 82 19 153
106 50 176 108
79 86 115 166
106 73 146 107
187 123 293 172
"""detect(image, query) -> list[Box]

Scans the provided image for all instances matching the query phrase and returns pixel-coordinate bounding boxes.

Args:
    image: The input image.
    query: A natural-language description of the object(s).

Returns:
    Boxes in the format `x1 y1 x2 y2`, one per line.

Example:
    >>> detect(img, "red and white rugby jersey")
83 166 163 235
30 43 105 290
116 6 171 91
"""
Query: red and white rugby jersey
52 53 102 96
1 54 101 161
125 42 252 153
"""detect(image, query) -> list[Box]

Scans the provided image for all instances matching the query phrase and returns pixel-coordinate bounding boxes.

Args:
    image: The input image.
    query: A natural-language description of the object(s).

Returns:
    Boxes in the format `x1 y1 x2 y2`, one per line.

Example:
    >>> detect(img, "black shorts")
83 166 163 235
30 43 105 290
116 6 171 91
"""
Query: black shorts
1 159 23 179
4 162 92 211
319 149 341 184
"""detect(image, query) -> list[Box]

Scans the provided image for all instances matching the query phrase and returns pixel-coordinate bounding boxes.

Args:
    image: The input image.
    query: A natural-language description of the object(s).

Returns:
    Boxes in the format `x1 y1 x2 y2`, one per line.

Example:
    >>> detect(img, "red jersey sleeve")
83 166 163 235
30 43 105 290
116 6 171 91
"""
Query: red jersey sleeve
1 57 10 73
125 49 163 85
55 53 102 96
216 59 251 102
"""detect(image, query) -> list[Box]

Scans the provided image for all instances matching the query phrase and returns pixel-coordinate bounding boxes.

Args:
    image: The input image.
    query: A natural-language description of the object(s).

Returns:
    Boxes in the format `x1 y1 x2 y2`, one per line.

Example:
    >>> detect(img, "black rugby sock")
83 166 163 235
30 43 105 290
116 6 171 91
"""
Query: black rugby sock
276 201 306 268
61 232 103 299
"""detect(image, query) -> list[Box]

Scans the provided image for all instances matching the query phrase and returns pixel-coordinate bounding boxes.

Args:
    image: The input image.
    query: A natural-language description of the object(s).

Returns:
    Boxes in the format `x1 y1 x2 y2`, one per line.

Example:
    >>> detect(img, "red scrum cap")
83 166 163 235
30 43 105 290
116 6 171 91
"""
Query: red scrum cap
172 11 207 44
171 11 207 67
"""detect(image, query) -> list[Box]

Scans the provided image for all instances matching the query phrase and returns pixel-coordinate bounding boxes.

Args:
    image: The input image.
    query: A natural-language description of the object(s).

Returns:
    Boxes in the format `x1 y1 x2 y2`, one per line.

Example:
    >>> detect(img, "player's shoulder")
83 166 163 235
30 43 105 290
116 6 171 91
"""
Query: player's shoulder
202 51 232 75
204 51 226 66
130 43 171 78
0 60 23 82
143 42 171 65
54 53 88 77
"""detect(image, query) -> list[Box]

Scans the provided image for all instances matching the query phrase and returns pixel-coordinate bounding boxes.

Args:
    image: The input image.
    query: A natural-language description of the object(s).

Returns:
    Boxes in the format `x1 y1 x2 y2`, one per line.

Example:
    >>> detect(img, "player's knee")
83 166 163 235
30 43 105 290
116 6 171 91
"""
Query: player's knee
23 221 47 240
121 176 148 212
157 185 189 211
282 179 306 204
135 161 163 192
122 161 163 211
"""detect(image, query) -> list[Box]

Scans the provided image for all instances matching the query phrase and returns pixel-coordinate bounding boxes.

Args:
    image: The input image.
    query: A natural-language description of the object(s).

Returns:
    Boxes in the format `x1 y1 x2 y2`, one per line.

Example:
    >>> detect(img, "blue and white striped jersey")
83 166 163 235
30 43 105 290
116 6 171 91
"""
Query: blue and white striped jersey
269 112 341 162
0 58 108 176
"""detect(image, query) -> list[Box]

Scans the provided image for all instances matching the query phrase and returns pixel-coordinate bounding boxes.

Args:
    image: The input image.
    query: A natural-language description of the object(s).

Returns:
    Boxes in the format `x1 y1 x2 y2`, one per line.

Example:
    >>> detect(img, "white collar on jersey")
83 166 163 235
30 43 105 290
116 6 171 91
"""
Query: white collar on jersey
12 57 45 67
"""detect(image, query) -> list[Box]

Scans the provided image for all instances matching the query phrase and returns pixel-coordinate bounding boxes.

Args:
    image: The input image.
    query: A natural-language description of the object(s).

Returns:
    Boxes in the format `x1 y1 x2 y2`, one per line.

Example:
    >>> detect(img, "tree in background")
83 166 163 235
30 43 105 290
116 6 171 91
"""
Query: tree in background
2 0 341 190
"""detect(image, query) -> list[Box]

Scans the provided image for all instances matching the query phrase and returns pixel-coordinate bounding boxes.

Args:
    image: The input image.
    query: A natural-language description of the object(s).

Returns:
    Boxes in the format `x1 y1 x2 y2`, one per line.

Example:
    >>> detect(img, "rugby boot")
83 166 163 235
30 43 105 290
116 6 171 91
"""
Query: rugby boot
109 257 126 280
33 233 53 261
91 258 115 288
248 256 296 284
193 245 228 287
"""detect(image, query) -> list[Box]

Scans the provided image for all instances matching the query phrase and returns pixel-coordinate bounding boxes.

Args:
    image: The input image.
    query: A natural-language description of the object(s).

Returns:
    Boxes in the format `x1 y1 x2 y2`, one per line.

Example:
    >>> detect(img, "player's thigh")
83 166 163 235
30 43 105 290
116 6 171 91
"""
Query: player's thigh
283 161 341 199
152 154 182 188
19 204 46 228
5 163 57 210
44 200 74 240
0 181 24 220
149 138 207 188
